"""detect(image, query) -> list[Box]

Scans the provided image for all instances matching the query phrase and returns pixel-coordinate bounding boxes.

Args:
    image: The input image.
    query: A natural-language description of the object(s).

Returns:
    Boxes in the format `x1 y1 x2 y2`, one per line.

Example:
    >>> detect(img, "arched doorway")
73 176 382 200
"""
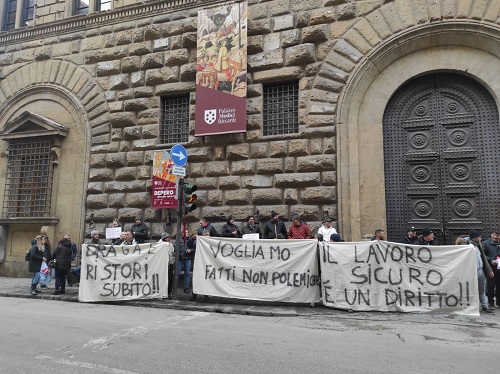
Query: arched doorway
383 73 500 244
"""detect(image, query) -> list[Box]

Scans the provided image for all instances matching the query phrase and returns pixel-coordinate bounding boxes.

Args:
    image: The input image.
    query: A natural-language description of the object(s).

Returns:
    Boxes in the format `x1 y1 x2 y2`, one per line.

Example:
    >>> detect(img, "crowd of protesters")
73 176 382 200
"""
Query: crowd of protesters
26 212 500 316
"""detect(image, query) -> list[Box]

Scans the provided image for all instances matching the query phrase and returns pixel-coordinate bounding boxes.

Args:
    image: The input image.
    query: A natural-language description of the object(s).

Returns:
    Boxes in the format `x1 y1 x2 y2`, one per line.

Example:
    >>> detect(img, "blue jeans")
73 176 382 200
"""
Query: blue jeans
31 272 41 288
178 259 192 289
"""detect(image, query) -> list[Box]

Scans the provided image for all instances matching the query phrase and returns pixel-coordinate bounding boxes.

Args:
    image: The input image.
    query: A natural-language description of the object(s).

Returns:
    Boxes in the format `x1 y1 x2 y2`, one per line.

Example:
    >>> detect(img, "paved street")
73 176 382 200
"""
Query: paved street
1 296 499 374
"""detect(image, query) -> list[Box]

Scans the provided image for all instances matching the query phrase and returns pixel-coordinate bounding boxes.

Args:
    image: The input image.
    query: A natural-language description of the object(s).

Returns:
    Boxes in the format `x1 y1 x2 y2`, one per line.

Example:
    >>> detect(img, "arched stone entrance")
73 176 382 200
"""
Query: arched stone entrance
383 73 500 244
334 23 500 241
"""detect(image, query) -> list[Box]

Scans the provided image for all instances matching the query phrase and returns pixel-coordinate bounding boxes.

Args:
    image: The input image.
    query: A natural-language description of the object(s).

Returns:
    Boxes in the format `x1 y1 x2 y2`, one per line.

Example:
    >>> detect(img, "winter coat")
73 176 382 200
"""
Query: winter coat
241 223 261 238
51 239 73 270
178 242 195 260
131 222 149 243
263 219 288 239
28 245 44 273
482 238 500 264
197 223 218 237
221 221 241 238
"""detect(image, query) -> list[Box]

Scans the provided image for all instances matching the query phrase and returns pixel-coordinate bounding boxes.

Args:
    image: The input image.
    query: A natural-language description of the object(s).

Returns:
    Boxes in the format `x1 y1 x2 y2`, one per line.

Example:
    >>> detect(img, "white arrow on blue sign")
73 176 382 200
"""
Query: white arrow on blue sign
171 144 188 167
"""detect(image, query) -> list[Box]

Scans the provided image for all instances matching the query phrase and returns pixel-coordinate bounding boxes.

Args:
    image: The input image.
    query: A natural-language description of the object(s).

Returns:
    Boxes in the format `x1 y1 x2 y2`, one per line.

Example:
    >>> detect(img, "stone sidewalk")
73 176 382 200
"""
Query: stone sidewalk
0 276 332 317
2 277 498 324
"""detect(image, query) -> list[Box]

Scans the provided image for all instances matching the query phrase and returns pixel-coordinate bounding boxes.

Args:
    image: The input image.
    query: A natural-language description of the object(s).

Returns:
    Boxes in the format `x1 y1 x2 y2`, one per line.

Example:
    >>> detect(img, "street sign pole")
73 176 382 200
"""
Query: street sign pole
172 177 184 299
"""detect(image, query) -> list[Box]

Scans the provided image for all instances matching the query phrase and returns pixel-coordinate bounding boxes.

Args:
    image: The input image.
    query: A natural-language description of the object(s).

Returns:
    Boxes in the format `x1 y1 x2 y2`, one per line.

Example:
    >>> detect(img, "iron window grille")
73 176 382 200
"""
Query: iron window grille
263 81 299 136
3 136 53 218
160 94 190 144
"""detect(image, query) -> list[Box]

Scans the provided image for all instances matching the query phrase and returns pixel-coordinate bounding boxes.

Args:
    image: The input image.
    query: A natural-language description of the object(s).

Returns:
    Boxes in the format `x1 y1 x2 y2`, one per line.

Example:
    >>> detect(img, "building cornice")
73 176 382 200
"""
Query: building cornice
0 0 226 46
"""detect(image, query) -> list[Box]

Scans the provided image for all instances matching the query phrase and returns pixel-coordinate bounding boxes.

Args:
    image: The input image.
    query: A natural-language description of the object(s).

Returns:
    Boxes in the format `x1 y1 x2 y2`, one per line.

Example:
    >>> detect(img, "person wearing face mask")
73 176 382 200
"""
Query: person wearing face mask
482 230 500 309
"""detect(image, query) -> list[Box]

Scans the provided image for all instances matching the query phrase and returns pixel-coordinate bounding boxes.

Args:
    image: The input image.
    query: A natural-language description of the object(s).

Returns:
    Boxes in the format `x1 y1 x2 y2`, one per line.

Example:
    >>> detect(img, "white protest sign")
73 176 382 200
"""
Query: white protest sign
105 227 121 239
193 237 321 303
79 242 171 302
319 241 479 315
242 233 259 240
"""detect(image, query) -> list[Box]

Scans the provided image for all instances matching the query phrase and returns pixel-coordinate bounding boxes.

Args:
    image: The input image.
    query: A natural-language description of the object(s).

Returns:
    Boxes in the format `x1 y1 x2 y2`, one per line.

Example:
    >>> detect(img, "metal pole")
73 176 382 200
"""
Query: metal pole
172 178 184 299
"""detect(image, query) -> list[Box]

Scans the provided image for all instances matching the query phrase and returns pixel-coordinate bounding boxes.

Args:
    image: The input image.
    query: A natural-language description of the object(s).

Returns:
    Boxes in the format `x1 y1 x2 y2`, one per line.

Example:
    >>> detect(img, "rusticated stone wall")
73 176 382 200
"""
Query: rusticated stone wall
0 0 499 266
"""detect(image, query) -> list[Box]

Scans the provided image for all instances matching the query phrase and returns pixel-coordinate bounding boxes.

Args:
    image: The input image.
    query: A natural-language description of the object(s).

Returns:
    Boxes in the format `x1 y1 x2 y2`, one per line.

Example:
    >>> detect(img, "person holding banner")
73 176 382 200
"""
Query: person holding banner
418 228 434 245
221 215 241 238
197 218 218 237
131 217 149 244
263 211 288 239
317 217 337 242
464 231 494 314
241 215 261 238
401 226 417 245
158 233 175 296
482 231 500 309
288 215 312 239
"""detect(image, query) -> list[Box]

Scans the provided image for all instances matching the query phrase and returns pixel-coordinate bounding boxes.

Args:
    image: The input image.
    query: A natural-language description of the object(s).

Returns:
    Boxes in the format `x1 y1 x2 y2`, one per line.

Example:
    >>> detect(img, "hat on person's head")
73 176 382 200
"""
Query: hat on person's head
91 230 99 236
271 211 278 217
135 216 142 222
161 232 170 240
422 228 433 237
30 239 37 245
292 215 301 222
406 225 416 232
330 233 342 242
323 216 332 223
226 215 233 222
469 230 481 240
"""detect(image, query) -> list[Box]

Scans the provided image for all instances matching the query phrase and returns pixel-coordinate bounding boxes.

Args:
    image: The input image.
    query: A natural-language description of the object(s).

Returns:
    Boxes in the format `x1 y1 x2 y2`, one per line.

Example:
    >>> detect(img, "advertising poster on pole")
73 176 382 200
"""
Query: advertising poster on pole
151 150 178 209
195 1 248 136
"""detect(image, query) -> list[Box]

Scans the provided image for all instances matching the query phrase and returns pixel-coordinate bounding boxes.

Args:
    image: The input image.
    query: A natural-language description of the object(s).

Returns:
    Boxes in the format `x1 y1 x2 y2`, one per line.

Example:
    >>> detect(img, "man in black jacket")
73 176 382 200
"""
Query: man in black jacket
241 215 261 238
263 211 288 239
401 226 417 245
131 217 149 244
482 230 500 308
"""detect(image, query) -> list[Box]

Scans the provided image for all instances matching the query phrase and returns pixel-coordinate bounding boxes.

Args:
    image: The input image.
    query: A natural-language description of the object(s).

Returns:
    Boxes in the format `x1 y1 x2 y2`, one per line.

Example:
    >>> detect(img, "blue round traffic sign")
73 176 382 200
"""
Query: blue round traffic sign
171 144 188 167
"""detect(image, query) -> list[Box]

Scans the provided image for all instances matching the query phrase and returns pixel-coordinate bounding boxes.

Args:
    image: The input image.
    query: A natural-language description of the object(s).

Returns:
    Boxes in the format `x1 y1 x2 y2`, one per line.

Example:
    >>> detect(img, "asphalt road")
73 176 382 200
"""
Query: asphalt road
1 297 498 374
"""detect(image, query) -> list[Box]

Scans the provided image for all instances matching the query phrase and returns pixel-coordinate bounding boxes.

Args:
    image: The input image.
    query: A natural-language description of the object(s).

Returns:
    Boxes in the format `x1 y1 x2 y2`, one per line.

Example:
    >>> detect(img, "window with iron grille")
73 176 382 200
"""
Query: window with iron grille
160 94 190 144
263 81 299 136
3 137 53 218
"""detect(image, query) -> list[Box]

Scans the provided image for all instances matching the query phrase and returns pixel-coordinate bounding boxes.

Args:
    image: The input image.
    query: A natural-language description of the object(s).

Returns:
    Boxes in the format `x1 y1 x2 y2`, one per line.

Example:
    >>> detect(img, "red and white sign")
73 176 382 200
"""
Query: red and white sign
151 150 178 209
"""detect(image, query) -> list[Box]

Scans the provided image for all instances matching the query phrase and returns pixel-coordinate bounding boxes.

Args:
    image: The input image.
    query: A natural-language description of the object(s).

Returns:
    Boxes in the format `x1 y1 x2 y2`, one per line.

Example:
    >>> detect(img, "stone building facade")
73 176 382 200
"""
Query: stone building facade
0 0 500 276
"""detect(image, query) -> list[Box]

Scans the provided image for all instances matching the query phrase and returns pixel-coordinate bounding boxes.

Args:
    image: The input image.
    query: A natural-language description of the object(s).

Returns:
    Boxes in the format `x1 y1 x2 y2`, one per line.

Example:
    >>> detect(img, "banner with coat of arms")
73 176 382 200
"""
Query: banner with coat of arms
195 1 247 136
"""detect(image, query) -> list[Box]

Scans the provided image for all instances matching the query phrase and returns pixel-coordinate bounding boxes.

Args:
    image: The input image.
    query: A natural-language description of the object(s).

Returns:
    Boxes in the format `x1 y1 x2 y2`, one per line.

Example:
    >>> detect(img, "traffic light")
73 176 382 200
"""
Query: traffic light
183 182 198 214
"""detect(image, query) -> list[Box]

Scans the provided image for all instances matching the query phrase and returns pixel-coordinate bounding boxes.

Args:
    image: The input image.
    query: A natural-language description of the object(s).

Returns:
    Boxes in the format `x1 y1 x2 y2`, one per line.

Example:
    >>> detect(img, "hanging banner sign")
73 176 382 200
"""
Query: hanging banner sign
79 242 172 302
195 1 248 136
151 149 177 208
193 237 321 303
319 241 479 315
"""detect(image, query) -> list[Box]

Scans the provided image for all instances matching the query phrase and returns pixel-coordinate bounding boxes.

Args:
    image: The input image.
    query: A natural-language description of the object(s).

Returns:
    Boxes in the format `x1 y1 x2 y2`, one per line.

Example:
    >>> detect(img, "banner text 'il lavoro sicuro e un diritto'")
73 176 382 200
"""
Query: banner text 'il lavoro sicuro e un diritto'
319 241 479 315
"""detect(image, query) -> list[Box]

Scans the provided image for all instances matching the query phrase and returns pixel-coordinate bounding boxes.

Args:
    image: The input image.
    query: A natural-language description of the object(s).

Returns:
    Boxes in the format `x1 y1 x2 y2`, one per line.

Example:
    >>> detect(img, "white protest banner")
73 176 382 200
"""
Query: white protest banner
319 241 479 315
193 237 321 303
79 242 171 302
